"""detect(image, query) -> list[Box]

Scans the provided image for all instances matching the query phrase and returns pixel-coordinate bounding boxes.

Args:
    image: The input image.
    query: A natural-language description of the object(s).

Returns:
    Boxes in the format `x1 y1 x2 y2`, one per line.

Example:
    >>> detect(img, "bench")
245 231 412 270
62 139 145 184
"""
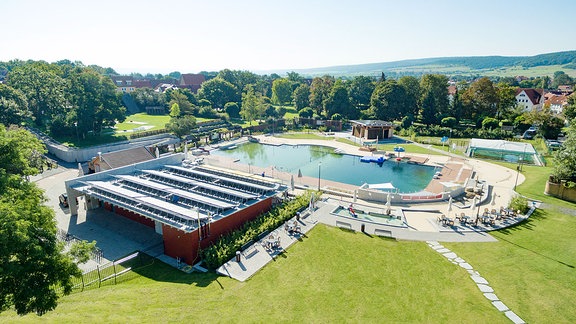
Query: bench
240 240 258 258
374 229 393 237
336 221 352 230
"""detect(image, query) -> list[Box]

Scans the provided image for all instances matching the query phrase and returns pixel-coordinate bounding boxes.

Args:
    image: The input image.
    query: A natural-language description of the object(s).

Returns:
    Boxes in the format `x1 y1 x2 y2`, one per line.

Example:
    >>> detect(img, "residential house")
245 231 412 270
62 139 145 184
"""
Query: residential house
545 94 569 115
515 88 544 111
558 85 573 95
179 73 206 93
110 76 153 93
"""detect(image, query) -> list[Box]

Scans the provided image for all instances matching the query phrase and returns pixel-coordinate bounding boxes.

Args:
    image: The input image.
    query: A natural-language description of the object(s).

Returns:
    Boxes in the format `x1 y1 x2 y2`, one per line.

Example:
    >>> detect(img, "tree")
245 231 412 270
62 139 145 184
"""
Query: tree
461 77 498 121
240 86 264 125
309 76 334 116
271 78 292 105
130 88 166 110
0 84 30 126
7 62 66 126
165 115 196 139
324 80 354 119
551 122 576 182
169 103 180 118
298 107 314 118
292 84 310 110
495 82 517 120
441 116 457 128
168 90 194 116
482 117 499 129
0 125 80 316
563 95 576 121
398 76 420 116
370 80 408 121
421 90 437 125
349 76 375 109
197 78 239 108
224 102 241 118
552 71 573 89
419 74 449 118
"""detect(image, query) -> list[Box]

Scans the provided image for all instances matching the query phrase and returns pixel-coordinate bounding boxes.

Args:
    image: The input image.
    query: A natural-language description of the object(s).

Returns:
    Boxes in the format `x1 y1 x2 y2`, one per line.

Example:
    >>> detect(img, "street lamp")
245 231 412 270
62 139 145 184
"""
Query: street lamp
514 144 528 191
317 161 322 191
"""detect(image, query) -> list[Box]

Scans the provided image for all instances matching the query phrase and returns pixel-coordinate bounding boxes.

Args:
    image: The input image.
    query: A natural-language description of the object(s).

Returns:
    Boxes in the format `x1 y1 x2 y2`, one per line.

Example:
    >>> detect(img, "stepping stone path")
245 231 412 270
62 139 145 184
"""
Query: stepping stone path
426 241 526 324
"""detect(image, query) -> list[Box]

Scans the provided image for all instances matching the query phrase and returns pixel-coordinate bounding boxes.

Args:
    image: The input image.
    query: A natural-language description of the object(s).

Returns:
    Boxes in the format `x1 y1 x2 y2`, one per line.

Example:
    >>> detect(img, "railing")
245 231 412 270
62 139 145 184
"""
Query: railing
57 228 103 263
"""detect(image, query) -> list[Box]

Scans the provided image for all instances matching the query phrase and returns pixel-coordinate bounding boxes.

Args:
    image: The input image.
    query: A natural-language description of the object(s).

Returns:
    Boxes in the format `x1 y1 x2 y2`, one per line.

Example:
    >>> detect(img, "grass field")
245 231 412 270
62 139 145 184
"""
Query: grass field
2 226 507 322
444 164 576 323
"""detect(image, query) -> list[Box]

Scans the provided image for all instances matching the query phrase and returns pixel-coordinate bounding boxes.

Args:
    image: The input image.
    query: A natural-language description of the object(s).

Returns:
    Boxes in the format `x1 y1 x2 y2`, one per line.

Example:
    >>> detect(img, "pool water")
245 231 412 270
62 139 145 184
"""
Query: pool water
332 206 405 227
213 143 435 193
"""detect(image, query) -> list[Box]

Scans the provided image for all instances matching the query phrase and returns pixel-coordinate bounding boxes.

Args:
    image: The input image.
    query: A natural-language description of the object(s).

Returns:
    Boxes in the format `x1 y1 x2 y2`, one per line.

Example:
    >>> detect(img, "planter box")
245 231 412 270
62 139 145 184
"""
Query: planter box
545 181 576 203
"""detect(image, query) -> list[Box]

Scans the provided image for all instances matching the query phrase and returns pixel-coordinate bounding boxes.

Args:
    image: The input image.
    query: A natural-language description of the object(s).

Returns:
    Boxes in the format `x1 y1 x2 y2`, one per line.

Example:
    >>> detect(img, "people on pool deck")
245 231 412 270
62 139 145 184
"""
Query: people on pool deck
348 203 357 217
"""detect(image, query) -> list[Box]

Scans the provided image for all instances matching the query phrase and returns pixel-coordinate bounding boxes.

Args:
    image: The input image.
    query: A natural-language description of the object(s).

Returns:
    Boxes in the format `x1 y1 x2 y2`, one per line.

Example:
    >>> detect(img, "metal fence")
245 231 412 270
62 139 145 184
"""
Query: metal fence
69 251 152 292
57 228 104 263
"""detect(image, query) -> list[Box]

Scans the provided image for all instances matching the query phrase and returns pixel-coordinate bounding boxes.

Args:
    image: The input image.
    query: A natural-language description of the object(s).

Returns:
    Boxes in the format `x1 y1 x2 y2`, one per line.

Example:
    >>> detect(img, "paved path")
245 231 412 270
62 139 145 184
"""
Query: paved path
427 241 526 324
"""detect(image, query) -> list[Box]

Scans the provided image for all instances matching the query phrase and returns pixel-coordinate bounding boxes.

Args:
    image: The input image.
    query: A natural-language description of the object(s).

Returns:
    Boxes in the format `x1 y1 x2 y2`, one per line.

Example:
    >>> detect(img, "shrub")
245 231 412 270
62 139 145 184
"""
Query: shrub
441 116 457 128
509 195 529 214
200 191 318 269
482 117 499 130
298 107 313 118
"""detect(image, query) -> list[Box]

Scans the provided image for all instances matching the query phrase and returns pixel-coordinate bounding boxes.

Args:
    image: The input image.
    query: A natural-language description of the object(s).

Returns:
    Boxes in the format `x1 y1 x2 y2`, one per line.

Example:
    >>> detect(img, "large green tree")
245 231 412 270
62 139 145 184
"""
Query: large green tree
370 80 408 121
0 125 80 316
495 82 518 120
271 78 293 105
324 80 354 119
0 84 30 126
197 78 239 108
309 76 334 116
292 84 310 111
398 76 420 117
349 76 375 110
7 62 66 127
461 77 498 121
419 74 449 118
165 115 196 139
240 86 265 125
552 122 576 182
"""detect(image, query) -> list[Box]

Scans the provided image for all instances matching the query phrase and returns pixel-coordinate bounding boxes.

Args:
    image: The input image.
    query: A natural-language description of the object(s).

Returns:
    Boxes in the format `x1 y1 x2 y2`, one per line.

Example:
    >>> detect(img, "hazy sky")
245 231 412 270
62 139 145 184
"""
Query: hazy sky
1 0 575 74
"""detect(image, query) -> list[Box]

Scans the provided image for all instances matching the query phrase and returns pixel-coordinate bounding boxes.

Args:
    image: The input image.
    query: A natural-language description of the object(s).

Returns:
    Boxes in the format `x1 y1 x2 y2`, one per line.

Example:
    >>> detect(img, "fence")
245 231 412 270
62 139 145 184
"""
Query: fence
68 251 153 292
57 228 103 263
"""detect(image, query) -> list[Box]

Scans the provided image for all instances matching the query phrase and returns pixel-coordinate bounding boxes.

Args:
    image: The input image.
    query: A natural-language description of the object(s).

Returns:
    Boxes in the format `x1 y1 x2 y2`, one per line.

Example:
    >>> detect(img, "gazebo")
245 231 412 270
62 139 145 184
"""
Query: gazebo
351 120 394 140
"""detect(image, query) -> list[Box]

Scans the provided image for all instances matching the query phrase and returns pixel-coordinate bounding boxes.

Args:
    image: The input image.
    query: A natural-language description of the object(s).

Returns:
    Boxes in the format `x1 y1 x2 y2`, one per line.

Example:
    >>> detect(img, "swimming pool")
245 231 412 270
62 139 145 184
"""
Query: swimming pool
212 143 436 193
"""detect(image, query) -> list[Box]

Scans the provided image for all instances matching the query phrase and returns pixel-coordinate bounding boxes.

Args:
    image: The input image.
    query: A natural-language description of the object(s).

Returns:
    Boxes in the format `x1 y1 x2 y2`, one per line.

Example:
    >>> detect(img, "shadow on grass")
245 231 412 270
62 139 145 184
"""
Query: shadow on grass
132 257 222 287
495 209 546 235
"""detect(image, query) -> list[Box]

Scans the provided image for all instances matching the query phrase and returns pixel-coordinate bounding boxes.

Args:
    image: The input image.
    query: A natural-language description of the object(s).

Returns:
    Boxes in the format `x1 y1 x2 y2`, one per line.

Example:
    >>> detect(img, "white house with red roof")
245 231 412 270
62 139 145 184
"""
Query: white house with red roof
515 88 544 111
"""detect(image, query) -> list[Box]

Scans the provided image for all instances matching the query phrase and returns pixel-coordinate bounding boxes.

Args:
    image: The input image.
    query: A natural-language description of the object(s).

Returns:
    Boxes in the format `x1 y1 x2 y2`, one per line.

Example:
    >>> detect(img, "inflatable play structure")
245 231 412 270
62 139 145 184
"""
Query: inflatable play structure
360 156 386 164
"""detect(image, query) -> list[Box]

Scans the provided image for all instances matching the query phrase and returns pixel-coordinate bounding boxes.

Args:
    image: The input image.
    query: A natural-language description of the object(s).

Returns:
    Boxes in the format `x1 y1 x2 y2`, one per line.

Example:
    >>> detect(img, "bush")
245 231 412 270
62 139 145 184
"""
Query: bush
224 102 240 118
200 191 318 269
482 117 499 130
298 107 314 118
441 116 457 128
509 195 529 214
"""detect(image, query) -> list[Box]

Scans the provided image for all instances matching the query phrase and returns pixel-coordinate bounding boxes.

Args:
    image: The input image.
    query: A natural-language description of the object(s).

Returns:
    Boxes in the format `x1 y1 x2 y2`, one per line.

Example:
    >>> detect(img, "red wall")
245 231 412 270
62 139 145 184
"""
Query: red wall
163 197 273 265
115 206 155 228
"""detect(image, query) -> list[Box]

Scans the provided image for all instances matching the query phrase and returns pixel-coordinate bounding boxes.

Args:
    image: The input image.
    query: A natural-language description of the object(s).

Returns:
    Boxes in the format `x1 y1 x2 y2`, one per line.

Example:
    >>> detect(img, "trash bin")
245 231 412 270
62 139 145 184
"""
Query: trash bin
361 224 365 232
235 251 241 262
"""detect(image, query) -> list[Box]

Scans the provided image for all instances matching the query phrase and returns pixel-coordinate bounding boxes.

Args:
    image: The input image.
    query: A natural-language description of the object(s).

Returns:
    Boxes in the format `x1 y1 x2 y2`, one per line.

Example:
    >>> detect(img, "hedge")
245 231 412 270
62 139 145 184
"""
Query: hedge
200 191 318 269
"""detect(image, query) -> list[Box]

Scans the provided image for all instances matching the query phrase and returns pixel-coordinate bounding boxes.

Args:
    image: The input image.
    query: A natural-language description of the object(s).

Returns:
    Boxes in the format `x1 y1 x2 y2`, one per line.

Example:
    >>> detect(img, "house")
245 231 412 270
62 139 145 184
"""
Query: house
87 146 156 173
558 85 573 95
65 154 285 265
545 94 569 115
515 88 544 112
179 73 206 93
110 76 153 93
351 120 394 140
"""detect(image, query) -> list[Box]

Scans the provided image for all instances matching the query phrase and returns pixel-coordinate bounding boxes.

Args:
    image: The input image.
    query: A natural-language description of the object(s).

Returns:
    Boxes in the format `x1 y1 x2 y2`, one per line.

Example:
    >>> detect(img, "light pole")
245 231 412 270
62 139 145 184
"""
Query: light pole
514 144 527 191
317 161 322 191
74 122 79 143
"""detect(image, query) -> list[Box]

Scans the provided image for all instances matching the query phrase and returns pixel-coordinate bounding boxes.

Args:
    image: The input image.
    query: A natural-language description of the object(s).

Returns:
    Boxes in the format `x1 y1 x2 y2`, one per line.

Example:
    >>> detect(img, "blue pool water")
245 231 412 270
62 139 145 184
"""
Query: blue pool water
213 143 436 193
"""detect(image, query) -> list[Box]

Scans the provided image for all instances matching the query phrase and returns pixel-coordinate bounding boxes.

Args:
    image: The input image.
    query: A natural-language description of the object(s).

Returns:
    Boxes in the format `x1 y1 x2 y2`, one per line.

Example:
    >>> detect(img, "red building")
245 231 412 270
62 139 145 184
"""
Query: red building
66 155 284 265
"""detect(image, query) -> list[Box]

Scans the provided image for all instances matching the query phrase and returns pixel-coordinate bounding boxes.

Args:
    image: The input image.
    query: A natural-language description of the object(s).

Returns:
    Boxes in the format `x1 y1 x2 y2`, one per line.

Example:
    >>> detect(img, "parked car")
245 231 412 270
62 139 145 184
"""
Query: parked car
59 193 69 207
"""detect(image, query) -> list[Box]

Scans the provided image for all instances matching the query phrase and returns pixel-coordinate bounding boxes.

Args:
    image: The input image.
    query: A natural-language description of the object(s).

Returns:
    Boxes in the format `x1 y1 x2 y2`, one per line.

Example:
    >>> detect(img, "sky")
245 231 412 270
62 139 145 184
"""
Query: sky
1 0 576 74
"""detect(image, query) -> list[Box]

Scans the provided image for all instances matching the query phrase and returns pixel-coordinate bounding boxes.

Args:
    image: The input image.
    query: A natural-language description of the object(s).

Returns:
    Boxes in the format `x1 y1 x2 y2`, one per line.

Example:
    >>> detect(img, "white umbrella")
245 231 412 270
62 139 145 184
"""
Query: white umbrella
290 175 295 192
184 141 188 157
155 147 160 158
447 196 453 214
78 162 83 176
298 169 302 178
353 190 357 202
491 191 497 206
386 192 392 213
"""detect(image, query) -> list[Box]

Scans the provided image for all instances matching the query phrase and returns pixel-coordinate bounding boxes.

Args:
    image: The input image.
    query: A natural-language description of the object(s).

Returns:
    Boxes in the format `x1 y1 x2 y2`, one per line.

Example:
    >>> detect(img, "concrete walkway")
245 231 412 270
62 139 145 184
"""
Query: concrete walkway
427 241 526 324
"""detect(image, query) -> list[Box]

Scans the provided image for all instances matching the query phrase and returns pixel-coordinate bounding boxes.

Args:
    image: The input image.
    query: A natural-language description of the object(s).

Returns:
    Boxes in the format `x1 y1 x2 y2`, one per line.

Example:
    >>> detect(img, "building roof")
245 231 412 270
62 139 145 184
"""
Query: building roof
99 147 155 170
546 94 568 106
515 88 543 105
69 160 283 233
180 73 206 86
351 120 394 127
132 80 152 88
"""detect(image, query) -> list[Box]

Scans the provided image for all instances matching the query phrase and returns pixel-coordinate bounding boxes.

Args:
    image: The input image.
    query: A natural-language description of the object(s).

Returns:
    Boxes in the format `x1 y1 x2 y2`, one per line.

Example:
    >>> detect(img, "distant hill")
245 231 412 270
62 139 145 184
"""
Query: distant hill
265 51 576 78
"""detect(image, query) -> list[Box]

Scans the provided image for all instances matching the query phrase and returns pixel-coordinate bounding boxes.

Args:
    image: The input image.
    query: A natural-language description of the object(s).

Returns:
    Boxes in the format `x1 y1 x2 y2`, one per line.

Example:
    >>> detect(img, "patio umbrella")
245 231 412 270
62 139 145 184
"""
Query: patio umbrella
491 191 497 206
184 141 188 157
386 192 392 214
78 162 83 176
471 197 477 221
155 147 160 158
290 175 295 192
298 169 302 178
353 190 357 202
447 196 453 215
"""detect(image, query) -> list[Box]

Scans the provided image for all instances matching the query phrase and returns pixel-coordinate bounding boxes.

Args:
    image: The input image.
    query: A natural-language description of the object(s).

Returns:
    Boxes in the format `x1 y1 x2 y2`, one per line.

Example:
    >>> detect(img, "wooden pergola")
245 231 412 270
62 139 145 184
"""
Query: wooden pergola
351 120 394 140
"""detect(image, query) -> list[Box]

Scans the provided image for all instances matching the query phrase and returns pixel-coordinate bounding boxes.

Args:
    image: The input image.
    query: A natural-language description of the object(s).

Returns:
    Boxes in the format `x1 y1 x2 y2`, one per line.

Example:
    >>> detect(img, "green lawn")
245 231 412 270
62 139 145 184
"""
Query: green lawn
444 164 576 323
276 132 333 140
2 226 506 322
114 113 171 132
